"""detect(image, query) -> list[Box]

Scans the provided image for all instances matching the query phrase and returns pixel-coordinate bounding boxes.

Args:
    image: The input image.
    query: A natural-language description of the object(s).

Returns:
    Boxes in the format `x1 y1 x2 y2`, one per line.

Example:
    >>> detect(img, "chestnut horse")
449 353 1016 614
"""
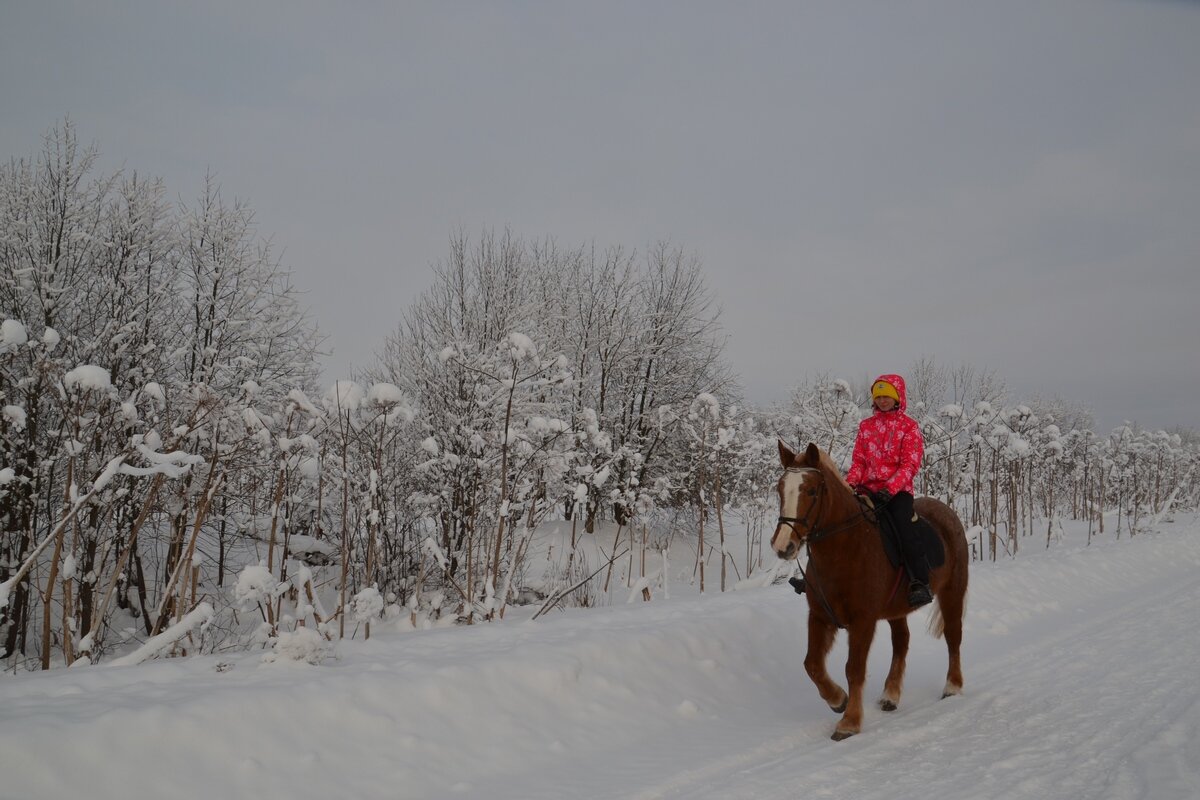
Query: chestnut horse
772 441 968 740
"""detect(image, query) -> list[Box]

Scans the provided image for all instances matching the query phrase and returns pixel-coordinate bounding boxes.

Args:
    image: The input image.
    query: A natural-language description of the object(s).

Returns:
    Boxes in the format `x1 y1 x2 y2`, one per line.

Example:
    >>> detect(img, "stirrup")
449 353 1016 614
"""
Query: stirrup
907 582 932 608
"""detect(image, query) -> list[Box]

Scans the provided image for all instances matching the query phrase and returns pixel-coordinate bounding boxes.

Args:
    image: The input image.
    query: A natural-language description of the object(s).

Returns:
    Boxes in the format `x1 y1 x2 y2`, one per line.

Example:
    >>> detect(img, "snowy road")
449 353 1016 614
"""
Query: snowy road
496 524 1200 800
617 548 1200 800
4 518 1199 800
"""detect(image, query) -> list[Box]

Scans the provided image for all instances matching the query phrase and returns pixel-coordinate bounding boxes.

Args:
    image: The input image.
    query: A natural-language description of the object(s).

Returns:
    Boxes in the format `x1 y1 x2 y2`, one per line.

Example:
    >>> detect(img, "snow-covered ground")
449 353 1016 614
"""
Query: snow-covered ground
4 514 1199 800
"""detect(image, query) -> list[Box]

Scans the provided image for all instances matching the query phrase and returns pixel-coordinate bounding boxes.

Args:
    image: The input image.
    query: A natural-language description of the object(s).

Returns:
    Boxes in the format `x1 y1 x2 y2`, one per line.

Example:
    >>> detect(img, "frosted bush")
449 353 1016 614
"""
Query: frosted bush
298 457 320 483
263 627 332 665
3 405 27 431
234 565 279 607
717 426 735 448
592 466 611 487
506 331 537 361
0 319 28 350
352 586 385 622
64 365 112 393
368 382 405 407
286 388 321 416
141 382 166 405
322 380 365 414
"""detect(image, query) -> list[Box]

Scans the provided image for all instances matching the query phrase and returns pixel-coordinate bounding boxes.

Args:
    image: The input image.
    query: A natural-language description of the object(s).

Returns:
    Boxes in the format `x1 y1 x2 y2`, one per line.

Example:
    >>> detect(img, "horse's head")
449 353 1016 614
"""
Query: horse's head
771 440 826 560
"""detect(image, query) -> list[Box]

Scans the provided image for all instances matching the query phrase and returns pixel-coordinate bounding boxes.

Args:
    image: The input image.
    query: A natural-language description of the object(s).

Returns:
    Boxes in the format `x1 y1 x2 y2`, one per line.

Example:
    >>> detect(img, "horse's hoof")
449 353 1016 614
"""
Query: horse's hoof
831 698 848 714
880 699 898 712
831 729 856 741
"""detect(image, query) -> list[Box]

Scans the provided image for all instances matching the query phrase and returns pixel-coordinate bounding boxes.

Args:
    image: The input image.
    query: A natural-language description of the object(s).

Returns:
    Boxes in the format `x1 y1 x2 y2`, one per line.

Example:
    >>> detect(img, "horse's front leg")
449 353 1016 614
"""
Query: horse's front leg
880 617 910 711
833 620 877 740
803 611 846 714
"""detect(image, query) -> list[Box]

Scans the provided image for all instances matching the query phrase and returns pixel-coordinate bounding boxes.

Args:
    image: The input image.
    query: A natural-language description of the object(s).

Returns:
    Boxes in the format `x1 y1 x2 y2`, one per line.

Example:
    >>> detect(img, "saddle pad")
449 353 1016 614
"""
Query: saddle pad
877 514 946 572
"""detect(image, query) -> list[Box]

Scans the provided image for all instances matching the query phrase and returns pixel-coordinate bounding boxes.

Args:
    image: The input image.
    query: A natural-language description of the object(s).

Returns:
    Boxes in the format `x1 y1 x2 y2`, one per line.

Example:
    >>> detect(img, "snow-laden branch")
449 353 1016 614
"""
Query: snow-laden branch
108 603 214 666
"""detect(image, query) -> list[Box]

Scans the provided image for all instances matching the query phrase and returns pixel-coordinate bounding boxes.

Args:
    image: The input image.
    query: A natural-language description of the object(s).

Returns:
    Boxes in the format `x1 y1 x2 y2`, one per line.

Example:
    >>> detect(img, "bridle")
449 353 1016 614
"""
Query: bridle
777 466 874 546
776 467 825 545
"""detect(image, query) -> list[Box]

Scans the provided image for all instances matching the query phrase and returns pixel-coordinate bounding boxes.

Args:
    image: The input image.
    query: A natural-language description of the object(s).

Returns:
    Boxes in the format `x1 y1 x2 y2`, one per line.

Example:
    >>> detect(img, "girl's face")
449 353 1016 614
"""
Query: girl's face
874 396 897 412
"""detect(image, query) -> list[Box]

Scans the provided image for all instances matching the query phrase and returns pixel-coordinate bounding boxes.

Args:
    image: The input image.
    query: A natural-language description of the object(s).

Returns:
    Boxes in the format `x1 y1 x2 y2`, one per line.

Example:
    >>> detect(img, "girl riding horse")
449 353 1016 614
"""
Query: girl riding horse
846 373 932 608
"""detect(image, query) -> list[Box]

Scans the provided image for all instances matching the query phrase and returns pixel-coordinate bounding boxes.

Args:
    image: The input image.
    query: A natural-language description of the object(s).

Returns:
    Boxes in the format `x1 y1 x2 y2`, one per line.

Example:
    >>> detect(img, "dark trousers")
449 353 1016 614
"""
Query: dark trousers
884 492 930 585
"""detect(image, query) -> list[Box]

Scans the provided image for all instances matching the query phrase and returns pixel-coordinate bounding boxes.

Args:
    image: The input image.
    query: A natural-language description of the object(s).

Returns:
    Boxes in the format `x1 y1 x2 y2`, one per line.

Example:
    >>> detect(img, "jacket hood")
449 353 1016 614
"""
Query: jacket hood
873 373 908 412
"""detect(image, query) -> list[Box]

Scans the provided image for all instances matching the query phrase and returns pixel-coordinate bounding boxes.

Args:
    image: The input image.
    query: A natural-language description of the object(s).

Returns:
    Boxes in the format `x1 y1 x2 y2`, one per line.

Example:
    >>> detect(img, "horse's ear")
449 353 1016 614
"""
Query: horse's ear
778 439 795 467
805 442 820 465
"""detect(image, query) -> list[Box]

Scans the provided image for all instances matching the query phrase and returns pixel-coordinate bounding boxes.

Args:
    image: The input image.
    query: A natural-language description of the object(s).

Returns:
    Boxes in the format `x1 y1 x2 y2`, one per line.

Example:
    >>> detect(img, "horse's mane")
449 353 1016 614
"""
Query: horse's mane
814 447 854 495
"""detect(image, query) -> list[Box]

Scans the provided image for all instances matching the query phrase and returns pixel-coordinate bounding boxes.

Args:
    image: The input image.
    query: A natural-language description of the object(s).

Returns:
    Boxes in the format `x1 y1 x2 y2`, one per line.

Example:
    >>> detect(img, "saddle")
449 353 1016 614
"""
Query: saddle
861 495 945 574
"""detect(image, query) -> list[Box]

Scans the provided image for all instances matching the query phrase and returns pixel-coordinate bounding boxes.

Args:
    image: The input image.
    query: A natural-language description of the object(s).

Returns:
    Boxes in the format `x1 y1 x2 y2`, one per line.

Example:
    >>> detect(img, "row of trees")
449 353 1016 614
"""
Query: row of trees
0 125 745 669
3 124 1198 670
0 124 324 668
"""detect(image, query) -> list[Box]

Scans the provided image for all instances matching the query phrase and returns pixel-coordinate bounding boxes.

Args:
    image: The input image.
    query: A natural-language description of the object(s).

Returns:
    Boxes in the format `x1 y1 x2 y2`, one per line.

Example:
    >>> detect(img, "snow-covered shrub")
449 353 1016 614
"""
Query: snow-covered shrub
262 627 333 665
351 587 385 623
234 565 280 608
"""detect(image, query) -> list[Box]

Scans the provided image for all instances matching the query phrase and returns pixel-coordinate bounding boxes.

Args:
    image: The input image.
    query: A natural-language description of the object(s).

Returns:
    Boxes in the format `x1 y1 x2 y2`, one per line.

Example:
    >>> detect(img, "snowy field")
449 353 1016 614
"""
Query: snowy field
4 514 1199 800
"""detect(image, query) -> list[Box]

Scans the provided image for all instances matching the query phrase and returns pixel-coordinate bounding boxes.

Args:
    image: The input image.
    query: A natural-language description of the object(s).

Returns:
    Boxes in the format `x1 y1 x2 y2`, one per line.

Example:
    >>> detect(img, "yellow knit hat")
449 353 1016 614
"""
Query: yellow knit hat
872 380 899 403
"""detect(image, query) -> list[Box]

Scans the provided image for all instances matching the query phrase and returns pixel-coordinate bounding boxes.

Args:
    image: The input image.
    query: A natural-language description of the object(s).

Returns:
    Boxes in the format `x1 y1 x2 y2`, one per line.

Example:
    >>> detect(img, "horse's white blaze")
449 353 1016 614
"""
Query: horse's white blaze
770 524 790 555
781 471 803 518
774 468 818 556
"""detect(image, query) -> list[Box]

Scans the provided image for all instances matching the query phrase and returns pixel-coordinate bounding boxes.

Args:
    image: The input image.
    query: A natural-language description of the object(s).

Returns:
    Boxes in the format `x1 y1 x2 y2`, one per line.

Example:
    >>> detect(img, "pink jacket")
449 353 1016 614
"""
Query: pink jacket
846 373 924 496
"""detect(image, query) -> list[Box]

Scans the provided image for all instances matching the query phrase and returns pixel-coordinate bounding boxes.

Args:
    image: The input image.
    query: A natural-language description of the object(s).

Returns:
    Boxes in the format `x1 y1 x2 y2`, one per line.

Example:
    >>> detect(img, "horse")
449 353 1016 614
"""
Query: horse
771 441 969 740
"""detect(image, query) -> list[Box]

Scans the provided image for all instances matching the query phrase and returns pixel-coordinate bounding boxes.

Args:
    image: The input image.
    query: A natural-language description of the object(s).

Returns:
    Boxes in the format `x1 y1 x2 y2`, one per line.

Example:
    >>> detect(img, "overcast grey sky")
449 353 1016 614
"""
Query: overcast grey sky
3 1 1198 432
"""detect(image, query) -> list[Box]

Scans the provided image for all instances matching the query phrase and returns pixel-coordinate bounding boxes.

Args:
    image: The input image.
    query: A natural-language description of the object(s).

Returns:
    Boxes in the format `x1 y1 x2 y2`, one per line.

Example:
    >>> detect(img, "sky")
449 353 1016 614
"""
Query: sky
4 512 1200 798
2 1 1198 432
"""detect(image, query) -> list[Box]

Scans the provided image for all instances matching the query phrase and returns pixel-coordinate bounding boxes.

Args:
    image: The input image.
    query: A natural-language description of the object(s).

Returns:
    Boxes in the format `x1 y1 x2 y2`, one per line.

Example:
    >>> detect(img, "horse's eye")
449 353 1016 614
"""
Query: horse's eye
807 490 817 497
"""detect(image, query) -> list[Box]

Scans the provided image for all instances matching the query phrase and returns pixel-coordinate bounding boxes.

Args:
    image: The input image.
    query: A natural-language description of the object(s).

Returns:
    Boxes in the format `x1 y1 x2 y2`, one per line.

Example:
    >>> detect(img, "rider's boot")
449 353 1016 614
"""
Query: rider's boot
906 580 932 608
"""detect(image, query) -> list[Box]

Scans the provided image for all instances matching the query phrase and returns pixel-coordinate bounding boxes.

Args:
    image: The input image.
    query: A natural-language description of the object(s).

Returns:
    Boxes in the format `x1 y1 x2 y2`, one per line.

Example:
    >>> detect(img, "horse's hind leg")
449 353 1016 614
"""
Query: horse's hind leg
833 620 876 740
939 587 965 698
880 617 910 711
803 612 846 714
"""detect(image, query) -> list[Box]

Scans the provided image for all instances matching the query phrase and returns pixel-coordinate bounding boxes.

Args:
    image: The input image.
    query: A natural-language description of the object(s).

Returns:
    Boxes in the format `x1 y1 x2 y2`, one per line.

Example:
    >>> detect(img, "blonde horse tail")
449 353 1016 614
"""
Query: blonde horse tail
928 599 945 640
927 588 968 640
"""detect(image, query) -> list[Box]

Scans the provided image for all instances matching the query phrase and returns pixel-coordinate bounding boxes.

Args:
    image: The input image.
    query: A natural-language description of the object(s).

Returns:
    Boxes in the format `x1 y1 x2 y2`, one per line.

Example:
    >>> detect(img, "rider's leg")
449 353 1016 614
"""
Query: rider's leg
890 492 932 607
